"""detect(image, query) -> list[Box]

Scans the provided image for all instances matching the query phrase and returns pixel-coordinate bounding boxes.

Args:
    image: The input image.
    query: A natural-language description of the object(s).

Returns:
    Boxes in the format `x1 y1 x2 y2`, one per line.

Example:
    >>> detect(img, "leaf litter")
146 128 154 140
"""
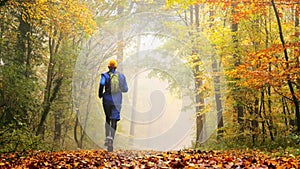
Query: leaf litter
0 149 299 168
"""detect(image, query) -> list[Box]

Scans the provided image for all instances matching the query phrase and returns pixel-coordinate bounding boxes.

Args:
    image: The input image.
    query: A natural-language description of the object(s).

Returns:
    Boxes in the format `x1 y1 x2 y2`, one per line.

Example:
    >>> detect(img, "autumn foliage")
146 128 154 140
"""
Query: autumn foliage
1 0 300 163
165 0 300 148
0 149 299 168
230 43 300 91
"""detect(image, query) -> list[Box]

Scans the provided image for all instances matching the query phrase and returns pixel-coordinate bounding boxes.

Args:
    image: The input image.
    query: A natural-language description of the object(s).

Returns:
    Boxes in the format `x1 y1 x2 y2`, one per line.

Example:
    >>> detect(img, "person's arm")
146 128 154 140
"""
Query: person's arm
98 74 106 98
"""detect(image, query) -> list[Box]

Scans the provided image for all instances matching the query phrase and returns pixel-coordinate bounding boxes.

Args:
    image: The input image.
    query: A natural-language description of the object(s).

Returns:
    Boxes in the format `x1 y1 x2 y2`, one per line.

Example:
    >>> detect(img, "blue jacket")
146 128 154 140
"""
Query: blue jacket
99 69 128 105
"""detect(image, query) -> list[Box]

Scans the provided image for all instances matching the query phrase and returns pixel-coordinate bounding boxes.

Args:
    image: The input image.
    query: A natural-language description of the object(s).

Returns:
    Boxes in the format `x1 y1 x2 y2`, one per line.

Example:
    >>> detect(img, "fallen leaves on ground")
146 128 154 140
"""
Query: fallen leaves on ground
0 149 299 168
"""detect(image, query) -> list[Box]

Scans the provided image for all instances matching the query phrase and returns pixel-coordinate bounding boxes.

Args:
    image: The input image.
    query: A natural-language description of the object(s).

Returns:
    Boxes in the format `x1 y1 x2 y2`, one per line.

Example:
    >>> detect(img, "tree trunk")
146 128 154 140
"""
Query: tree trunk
271 0 300 133
129 33 140 139
295 5 300 90
230 1 244 131
17 12 30 61
17 10 33 78
295 4 300 106
74 114 84 149
282 97 289 132
195 75 205 144
194 4 206 145
259 91 266 142
251 98 259 145
267 87 274 140
117 2 124 72
54 110 62 143
36 31 63 137
212 58 224 137
209 8 224 138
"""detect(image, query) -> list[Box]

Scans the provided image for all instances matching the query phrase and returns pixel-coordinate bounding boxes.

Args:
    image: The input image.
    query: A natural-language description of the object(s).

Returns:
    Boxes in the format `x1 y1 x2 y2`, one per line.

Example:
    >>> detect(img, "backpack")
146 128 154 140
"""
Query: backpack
109 72 120 93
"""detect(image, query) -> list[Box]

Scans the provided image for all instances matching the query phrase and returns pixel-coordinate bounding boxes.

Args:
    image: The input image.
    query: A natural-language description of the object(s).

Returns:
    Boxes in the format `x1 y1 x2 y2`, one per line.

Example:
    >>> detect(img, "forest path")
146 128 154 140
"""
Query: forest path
0 149 299 168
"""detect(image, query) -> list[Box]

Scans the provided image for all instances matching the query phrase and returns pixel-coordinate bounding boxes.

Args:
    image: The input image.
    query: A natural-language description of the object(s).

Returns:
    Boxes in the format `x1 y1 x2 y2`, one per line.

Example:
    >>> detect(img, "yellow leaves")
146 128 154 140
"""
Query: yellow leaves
133 0 154 3
35 0 48 3
16 0 96 39
165 0 198 10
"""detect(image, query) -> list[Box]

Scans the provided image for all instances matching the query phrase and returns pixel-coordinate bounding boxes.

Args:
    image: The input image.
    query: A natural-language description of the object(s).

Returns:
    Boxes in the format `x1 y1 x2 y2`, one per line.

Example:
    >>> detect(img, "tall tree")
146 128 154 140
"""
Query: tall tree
193 4 206 146
271 0 300 133
29 0 96 137
208 7 224 138
165 0 300 147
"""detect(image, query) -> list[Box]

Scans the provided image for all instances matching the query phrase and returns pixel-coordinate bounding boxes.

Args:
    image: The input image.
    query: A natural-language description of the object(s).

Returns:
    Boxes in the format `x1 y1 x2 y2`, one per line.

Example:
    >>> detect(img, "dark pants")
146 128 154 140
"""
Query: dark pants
103 104 118 139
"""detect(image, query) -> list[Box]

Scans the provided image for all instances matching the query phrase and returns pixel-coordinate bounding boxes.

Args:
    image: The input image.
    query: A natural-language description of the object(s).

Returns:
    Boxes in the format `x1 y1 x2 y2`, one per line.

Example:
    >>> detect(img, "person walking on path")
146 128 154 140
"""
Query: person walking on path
98 59 128 146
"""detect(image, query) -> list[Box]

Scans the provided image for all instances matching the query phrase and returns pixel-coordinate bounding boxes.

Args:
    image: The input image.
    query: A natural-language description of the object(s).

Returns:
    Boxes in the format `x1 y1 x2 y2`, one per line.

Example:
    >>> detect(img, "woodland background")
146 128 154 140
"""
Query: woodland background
0 0 299 153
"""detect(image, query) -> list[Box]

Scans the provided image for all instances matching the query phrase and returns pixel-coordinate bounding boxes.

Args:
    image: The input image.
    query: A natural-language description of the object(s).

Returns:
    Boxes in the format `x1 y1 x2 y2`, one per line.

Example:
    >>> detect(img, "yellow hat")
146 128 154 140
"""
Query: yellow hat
108 59 118 68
